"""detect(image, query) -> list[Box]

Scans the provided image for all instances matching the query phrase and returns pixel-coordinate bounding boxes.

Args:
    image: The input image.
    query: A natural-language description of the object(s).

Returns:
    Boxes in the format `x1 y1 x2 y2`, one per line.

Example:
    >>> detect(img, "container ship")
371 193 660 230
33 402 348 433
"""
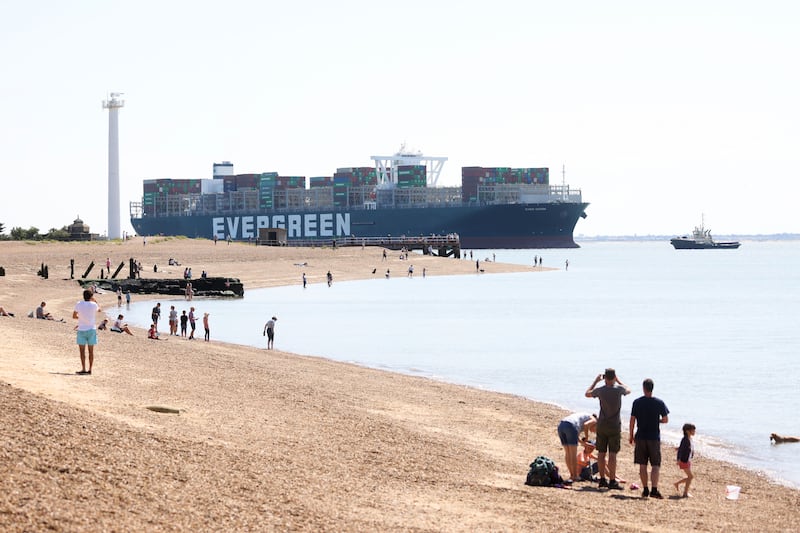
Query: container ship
129 147 589 249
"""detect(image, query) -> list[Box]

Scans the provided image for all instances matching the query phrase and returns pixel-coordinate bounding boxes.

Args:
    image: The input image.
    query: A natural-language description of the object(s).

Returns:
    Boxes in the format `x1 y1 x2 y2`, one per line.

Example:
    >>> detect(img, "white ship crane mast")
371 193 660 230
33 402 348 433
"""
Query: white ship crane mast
370 143 447 187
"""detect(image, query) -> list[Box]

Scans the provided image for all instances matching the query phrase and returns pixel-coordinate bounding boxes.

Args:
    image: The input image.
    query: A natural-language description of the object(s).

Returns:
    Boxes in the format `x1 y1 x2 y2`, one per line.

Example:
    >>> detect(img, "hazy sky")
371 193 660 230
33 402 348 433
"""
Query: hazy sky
2 1 798 237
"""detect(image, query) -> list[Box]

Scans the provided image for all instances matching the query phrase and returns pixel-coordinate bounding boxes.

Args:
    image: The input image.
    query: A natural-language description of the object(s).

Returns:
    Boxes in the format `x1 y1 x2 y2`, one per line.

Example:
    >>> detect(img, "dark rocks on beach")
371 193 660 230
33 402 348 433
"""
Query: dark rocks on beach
79 277 244 298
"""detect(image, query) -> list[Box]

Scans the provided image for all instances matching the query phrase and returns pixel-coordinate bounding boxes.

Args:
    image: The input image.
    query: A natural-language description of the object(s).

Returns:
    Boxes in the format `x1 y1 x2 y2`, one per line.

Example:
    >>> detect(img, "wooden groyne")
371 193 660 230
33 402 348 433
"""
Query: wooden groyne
78 277 244 298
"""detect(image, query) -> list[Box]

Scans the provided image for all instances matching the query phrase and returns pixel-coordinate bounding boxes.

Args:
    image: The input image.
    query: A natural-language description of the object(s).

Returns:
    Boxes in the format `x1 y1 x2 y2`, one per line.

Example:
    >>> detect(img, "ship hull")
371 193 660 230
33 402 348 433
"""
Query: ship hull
670 239 741 250
131 202 589 249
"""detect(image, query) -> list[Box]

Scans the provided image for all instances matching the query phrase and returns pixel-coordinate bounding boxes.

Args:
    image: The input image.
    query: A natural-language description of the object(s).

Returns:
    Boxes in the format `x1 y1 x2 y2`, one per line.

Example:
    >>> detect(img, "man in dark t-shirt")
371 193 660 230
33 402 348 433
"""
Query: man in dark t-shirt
629 378 669 499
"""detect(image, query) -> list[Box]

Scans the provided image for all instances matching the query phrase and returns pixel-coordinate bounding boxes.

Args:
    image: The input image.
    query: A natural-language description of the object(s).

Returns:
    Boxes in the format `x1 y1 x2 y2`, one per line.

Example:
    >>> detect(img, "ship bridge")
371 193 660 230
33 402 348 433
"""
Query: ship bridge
370 144 447 187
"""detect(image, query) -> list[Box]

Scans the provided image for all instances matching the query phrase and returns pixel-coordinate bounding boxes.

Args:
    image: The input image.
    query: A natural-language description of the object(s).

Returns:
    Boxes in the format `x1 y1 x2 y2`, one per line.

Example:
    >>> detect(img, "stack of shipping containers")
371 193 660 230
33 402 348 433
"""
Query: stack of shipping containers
396 165 427 188
274 175 306 209
461 166 550 204
143 178 202 216
258 172 278 210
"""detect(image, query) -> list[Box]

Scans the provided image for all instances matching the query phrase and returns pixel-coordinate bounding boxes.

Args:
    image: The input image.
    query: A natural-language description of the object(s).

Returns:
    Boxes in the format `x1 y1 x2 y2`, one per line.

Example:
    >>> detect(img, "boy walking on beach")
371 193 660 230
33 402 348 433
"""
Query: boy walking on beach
586 368 631 489
73 289 102 375
629 378 670 498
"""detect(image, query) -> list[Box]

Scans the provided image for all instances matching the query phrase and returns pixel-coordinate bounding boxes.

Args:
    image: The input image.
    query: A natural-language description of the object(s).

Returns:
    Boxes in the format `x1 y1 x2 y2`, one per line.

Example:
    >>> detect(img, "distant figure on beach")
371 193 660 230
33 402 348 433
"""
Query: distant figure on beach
0 306 15 317
116 287 122 306
111 314 133 335
185 282 193 301
326 271 333 287
203 312 210 341
475 260 480 272
408 264 414 277
382 249 387 261
565 259 569 271
151 303 161 331
557 412 597 482
73 289 102 375
263 316 277 349
36 302 55 320
97 318 109 330
586 368 631 490
188 307 197 339
770 433 800 443
533 255 538 268
106 257 111 272
180 310 188 337
143 236 147 246
169 305 178 336
629 378 669 499
422 267 426 278
214 235 218 245
302 273 307 288
674 423 696 497
125 289 131 306
385 269 390 279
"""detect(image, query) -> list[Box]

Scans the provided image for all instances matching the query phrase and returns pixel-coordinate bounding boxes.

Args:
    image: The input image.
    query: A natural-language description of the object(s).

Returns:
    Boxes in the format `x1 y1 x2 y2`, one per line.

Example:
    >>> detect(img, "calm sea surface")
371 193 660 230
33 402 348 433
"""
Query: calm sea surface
122 240 800 488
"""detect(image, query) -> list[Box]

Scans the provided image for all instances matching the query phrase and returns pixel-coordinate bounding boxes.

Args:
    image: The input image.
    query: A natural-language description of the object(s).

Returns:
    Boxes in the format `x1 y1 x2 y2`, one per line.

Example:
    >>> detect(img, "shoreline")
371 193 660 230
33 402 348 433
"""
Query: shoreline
1 238 798 531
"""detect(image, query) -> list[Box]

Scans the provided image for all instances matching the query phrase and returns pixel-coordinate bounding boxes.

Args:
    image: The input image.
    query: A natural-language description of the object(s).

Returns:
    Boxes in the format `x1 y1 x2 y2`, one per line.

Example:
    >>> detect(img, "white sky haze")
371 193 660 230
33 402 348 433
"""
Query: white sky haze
1 1 799 237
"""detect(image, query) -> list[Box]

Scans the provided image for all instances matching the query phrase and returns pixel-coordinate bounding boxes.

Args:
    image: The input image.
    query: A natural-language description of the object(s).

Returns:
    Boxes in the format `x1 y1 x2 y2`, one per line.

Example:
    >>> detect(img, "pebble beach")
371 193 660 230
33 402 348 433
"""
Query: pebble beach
1 238 797 532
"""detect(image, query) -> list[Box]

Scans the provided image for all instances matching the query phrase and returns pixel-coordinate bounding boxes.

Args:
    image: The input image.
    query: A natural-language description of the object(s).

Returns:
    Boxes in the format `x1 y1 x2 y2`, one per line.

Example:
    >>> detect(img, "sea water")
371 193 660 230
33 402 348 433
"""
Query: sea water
121 240 800 488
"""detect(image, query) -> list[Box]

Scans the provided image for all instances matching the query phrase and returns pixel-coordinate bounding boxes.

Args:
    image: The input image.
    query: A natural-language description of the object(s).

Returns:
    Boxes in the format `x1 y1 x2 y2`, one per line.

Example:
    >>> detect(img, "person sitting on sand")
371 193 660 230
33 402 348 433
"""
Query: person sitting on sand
110 314 134 335
148 323 162 340
770 433 800 443
0 306 14 317
97 318 109 330
36 302 55 320
577 438 599 481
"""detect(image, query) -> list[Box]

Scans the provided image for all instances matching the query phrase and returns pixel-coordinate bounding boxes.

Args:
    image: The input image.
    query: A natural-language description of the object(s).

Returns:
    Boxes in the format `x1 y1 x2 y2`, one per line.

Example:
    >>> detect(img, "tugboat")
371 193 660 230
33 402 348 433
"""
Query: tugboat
670 216 740 249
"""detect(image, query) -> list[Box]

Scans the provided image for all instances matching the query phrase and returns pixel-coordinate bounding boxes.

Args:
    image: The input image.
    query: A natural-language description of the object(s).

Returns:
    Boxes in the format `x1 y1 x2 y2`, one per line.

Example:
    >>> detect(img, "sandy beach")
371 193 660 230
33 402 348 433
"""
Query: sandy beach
1 238 797 532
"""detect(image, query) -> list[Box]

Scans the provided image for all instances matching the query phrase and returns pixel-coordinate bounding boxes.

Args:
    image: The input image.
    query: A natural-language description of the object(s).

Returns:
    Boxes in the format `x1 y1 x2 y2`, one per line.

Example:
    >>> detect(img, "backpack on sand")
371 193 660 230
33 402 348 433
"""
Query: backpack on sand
525 455 560 487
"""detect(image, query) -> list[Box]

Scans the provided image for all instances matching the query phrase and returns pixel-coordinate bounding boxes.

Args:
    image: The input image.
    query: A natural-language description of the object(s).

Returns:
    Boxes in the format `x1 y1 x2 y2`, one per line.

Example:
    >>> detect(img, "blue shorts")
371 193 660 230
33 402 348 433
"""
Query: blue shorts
558 420 580 446
76 329 98 346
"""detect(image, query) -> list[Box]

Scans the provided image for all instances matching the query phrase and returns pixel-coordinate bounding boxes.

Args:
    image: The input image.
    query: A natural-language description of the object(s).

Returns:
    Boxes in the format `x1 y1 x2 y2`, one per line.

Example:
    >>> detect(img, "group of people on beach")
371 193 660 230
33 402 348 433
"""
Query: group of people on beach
150 302 210 342
557 368 696 499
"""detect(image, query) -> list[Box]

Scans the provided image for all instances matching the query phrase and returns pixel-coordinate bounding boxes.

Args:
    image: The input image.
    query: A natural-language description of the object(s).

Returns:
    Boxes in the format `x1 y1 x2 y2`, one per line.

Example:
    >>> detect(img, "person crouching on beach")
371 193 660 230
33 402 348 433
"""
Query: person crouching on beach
73 289 102 375
557 412 597 482
674 423 696 497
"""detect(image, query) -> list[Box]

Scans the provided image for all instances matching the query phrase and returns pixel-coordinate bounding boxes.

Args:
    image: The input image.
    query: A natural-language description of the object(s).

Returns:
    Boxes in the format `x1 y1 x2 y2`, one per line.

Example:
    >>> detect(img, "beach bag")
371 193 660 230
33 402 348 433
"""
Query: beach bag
525 455 559 486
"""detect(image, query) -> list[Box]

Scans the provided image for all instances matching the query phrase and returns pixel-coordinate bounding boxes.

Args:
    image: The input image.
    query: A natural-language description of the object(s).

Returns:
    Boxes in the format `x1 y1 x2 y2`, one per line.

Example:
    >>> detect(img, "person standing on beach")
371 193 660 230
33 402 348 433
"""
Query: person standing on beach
188 307 197 339
151 303 161 332
180 310 188 337
326 271 333 287
73 289 101 375
203 312 210 341
263 316 277 349
629 378 669 499
117 287 123 306
125 289 131 306
169 305 178 335
302 273 307 288
674 423 696 497
586 368 631 489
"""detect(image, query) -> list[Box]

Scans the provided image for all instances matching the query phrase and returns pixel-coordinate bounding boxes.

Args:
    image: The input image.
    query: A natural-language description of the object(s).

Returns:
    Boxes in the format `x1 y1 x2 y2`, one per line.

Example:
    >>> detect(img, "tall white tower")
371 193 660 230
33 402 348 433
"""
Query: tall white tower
103 92 124 239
